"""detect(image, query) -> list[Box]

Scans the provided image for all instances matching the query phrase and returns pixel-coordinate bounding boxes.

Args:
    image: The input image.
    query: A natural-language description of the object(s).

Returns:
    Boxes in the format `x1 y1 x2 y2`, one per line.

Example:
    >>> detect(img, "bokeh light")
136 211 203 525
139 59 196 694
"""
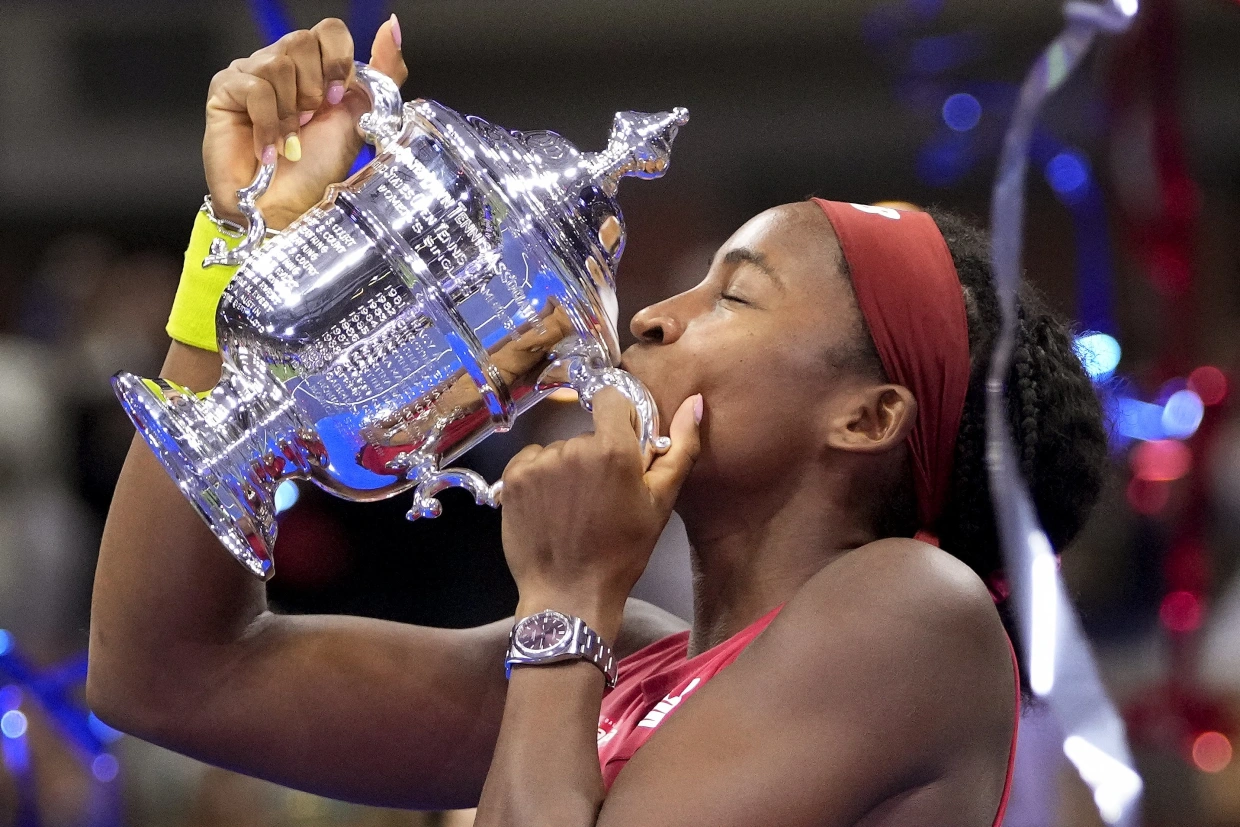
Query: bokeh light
1045 150 1091 197
1159 590 1203 633
942 93 982 131
92 753 120 783
0 630 11 657
1074 333 1122 380
273 480 300 514
1188 365 1228 406
0 709 28 739
1192 731 1233 773
1132 440 1192 482
1126 478 1169 515
1161 390 1204 439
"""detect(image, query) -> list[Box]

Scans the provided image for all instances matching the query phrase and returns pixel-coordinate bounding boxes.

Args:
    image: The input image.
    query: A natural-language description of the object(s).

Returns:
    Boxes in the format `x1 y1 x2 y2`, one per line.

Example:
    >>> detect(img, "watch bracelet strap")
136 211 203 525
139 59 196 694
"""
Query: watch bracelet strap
506 615 618 688
574 618 618 687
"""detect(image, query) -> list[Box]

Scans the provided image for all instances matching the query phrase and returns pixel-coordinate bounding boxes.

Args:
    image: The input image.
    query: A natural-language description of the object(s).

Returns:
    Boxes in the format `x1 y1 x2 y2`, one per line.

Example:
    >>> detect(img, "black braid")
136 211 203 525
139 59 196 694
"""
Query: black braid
839 207 1109 695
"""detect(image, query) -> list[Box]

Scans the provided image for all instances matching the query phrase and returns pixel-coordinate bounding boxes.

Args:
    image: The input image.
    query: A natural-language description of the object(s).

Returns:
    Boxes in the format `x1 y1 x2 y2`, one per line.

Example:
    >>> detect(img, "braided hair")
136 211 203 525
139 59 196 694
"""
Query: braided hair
840 207 1109 691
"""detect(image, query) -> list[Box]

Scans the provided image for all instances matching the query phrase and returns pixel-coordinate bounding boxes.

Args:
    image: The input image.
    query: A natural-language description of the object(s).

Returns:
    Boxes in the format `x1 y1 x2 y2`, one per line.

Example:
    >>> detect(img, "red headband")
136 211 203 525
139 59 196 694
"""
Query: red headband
811 199 971 539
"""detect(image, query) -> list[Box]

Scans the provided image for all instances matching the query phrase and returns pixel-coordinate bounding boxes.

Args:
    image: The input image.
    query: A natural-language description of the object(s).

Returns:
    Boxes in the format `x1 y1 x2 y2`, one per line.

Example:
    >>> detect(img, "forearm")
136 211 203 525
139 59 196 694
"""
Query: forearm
475 662 608 827
88 341 267 725
474 594 622 827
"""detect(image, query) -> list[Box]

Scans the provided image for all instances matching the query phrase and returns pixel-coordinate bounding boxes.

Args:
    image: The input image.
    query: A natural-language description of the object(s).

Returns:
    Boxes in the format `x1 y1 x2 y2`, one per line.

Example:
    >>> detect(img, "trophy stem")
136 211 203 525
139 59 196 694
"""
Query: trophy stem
111 363 324 580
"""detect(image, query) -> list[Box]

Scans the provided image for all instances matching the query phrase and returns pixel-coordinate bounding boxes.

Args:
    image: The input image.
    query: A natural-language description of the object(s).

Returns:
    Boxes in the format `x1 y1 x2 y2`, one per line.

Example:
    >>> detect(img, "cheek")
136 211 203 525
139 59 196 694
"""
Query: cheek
692 326 831 478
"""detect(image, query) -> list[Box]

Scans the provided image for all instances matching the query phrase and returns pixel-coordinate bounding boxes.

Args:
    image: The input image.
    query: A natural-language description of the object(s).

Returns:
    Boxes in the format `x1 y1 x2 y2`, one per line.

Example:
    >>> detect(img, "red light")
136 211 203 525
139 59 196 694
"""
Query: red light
1160 590 1203 633
1132 440 1192 482
1192 731 1232 773
1188 366 1228 406
1126 478 1169 515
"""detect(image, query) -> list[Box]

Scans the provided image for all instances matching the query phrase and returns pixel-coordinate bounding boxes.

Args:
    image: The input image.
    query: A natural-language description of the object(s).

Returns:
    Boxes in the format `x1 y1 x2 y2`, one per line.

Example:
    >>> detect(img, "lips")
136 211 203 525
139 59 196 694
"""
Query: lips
620 347 684 435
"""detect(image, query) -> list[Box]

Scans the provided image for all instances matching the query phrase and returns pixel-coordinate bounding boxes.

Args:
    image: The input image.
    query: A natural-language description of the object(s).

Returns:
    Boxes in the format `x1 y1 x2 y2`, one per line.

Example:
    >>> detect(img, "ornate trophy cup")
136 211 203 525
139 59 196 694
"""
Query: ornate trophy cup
112 64 688 579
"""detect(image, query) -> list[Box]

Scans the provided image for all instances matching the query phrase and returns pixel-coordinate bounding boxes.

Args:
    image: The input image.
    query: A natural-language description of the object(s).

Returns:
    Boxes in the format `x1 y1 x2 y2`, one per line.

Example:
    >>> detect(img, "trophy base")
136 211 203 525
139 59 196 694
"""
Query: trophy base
111 372 280 580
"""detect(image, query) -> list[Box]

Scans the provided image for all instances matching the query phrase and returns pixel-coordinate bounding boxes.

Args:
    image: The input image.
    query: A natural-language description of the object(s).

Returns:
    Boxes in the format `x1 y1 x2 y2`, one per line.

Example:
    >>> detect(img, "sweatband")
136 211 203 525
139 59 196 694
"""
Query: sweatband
812 199 971 539
165 209 242 352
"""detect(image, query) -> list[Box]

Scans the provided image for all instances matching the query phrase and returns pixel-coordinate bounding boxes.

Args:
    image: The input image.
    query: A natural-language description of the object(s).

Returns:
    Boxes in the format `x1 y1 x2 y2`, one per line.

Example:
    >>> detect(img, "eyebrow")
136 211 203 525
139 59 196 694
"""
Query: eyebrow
721 247 785 290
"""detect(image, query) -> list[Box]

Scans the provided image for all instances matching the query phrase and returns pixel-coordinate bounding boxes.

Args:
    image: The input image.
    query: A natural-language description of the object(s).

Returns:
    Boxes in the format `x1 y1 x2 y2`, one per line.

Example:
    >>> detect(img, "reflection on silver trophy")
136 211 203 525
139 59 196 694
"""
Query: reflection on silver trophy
112 64 688 579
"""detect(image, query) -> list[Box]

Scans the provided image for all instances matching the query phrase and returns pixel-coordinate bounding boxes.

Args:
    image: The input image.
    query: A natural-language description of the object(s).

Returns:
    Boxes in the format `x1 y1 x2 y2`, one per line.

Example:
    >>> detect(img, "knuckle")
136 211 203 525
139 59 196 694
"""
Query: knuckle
283 28 316 50
314 17 348 35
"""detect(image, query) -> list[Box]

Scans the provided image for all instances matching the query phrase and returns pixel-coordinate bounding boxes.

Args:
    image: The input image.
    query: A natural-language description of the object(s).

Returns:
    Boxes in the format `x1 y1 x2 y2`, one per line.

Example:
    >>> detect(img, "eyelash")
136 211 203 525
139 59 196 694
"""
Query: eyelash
720 292 749 306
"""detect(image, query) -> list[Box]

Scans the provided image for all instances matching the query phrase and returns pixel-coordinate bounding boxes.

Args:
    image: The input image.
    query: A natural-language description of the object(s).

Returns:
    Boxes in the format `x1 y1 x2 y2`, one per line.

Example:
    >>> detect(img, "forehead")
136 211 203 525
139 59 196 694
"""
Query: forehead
714 202 847 296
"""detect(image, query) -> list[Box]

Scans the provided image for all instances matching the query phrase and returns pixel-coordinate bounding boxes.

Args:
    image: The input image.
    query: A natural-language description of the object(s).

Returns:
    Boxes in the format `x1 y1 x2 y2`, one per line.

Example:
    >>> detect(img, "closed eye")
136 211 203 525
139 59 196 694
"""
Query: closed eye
719 293 750 306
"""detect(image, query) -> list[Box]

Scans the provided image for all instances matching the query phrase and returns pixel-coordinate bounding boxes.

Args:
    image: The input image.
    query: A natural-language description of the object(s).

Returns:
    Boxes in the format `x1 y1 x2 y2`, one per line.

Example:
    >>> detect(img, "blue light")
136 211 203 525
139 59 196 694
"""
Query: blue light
92 753 120 782
1161 390 1204 439
1045 151 1090 197
942 93 982 132
1109 395 1167 442
0 686 20 712
0 630 11 657
1 710 28 739
1074 333 1122 380
274 480 300 514
88 713 123 744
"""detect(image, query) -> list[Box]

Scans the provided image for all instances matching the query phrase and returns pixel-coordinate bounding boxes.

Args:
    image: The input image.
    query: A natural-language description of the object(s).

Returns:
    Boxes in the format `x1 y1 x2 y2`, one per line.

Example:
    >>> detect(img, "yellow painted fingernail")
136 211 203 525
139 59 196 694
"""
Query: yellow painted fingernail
284 133 302 162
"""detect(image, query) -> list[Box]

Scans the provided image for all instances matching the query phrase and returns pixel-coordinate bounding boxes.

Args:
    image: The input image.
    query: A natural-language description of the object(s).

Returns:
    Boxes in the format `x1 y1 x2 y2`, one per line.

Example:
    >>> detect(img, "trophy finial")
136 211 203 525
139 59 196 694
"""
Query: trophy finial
586 108 690 196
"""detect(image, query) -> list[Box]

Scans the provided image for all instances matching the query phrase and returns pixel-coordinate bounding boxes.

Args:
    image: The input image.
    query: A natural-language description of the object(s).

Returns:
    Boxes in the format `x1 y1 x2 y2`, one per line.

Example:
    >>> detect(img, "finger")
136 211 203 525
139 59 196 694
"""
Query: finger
502 443 544 484
368 14 408 86
247 54 302 153
590 387 641 451
312 18 356 106
280 29 326 113
218 73 280 163
644 394 703 513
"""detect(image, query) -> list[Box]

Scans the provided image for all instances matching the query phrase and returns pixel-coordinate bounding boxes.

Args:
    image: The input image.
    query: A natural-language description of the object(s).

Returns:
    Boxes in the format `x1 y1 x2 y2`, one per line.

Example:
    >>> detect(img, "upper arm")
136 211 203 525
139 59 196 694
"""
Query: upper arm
101 596 681 810
597 542 1014 827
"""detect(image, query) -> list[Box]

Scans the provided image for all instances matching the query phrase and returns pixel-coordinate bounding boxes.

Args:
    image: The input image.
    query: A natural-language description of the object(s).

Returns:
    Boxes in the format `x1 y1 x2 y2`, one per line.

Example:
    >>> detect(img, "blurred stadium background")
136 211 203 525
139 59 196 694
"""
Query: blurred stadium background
0 0 1238 824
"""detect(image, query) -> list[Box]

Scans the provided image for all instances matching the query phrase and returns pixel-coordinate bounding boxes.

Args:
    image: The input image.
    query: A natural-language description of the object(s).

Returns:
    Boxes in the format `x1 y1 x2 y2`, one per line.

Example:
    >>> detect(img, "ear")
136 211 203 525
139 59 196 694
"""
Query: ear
824 384 917 454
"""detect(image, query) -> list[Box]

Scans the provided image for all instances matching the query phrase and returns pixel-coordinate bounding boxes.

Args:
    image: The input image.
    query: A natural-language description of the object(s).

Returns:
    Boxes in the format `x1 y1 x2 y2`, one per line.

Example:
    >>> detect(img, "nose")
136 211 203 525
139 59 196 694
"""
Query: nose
629 298 684 345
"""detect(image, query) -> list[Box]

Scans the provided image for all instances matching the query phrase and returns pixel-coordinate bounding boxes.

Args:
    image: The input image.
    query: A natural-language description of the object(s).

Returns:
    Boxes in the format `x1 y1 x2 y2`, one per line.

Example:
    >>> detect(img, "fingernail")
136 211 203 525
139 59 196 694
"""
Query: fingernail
390 13 402 48
283 133 302 162
326 81 345 106
692 394 704 424
299 110 314 126
261 144 277 166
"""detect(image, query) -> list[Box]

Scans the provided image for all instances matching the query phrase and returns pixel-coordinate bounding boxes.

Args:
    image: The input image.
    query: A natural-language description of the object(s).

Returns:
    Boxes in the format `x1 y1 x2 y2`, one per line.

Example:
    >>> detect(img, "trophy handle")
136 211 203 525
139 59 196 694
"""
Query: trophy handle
203 62 406 269
405 349 667 521
536 350 669 457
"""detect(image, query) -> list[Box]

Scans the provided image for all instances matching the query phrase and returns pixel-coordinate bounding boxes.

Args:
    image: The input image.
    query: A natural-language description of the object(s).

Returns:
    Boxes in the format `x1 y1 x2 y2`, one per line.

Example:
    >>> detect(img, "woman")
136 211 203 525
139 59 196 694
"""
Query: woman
87 17 1107 827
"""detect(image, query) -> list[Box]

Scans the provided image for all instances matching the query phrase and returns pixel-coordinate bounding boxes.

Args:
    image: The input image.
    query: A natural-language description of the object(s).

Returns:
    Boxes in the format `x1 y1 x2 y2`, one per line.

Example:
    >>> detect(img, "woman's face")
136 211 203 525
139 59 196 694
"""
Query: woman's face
621 202 880 500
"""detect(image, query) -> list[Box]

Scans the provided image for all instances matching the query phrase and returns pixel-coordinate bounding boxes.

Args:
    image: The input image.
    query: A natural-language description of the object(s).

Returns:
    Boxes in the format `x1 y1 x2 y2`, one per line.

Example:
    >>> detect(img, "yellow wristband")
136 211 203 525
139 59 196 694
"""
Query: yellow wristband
165 209 243 353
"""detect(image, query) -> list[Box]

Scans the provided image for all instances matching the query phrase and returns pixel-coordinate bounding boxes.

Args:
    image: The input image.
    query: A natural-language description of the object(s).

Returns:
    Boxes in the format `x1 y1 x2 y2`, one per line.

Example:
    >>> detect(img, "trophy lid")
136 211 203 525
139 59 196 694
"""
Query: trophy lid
513 108 690 277
405 100 687 357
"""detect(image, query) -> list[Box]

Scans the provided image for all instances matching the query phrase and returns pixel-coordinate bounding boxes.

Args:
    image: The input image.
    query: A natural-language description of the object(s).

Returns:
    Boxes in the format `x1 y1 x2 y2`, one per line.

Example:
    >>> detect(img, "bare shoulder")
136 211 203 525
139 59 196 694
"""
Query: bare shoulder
760 537 1015 762
784 537 1004 647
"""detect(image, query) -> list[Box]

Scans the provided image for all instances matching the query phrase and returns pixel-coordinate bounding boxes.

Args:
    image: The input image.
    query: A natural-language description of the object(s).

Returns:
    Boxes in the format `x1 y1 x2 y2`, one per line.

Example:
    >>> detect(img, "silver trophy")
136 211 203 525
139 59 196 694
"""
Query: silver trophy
112 64 688 579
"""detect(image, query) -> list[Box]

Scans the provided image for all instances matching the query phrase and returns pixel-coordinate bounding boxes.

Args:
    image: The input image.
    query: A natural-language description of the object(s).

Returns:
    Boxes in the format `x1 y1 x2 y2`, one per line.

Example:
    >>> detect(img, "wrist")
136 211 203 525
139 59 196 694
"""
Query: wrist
515 591 624 644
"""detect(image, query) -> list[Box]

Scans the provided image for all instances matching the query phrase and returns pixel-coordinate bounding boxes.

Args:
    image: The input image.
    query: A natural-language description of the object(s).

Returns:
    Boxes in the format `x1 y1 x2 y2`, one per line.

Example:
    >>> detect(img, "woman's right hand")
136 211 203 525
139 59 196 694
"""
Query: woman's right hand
203 16 408 232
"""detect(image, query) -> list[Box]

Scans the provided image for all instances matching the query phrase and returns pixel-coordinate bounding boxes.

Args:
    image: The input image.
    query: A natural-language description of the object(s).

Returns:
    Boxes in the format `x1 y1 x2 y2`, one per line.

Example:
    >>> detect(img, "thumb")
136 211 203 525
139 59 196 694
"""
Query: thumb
644 394 703 514
368 14 408 86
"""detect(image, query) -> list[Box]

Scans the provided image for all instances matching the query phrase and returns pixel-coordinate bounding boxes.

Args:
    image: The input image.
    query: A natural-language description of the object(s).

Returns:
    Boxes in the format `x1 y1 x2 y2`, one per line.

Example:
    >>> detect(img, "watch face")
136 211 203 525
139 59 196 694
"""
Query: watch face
515 612 571 653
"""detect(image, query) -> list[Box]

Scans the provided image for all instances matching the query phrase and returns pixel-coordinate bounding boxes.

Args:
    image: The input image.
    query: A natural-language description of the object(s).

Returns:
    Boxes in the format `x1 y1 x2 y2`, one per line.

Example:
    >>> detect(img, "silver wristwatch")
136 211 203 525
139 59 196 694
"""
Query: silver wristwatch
506 610 618 689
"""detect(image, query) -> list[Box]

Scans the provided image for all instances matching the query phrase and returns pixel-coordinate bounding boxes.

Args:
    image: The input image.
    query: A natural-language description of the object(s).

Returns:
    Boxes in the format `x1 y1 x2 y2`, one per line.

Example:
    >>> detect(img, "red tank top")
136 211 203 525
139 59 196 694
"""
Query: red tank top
596 606 1021 827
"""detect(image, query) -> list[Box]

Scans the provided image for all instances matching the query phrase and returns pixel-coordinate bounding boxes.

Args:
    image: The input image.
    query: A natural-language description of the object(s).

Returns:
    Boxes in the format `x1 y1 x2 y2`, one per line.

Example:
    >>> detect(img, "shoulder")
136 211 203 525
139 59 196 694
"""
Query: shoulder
789 537 1000 636
755 537 1014 758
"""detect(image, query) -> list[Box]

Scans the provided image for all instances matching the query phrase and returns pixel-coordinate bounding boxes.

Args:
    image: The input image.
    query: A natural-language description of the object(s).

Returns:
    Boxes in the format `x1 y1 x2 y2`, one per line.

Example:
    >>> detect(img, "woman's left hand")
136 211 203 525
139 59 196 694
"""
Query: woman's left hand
499 390 702 637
